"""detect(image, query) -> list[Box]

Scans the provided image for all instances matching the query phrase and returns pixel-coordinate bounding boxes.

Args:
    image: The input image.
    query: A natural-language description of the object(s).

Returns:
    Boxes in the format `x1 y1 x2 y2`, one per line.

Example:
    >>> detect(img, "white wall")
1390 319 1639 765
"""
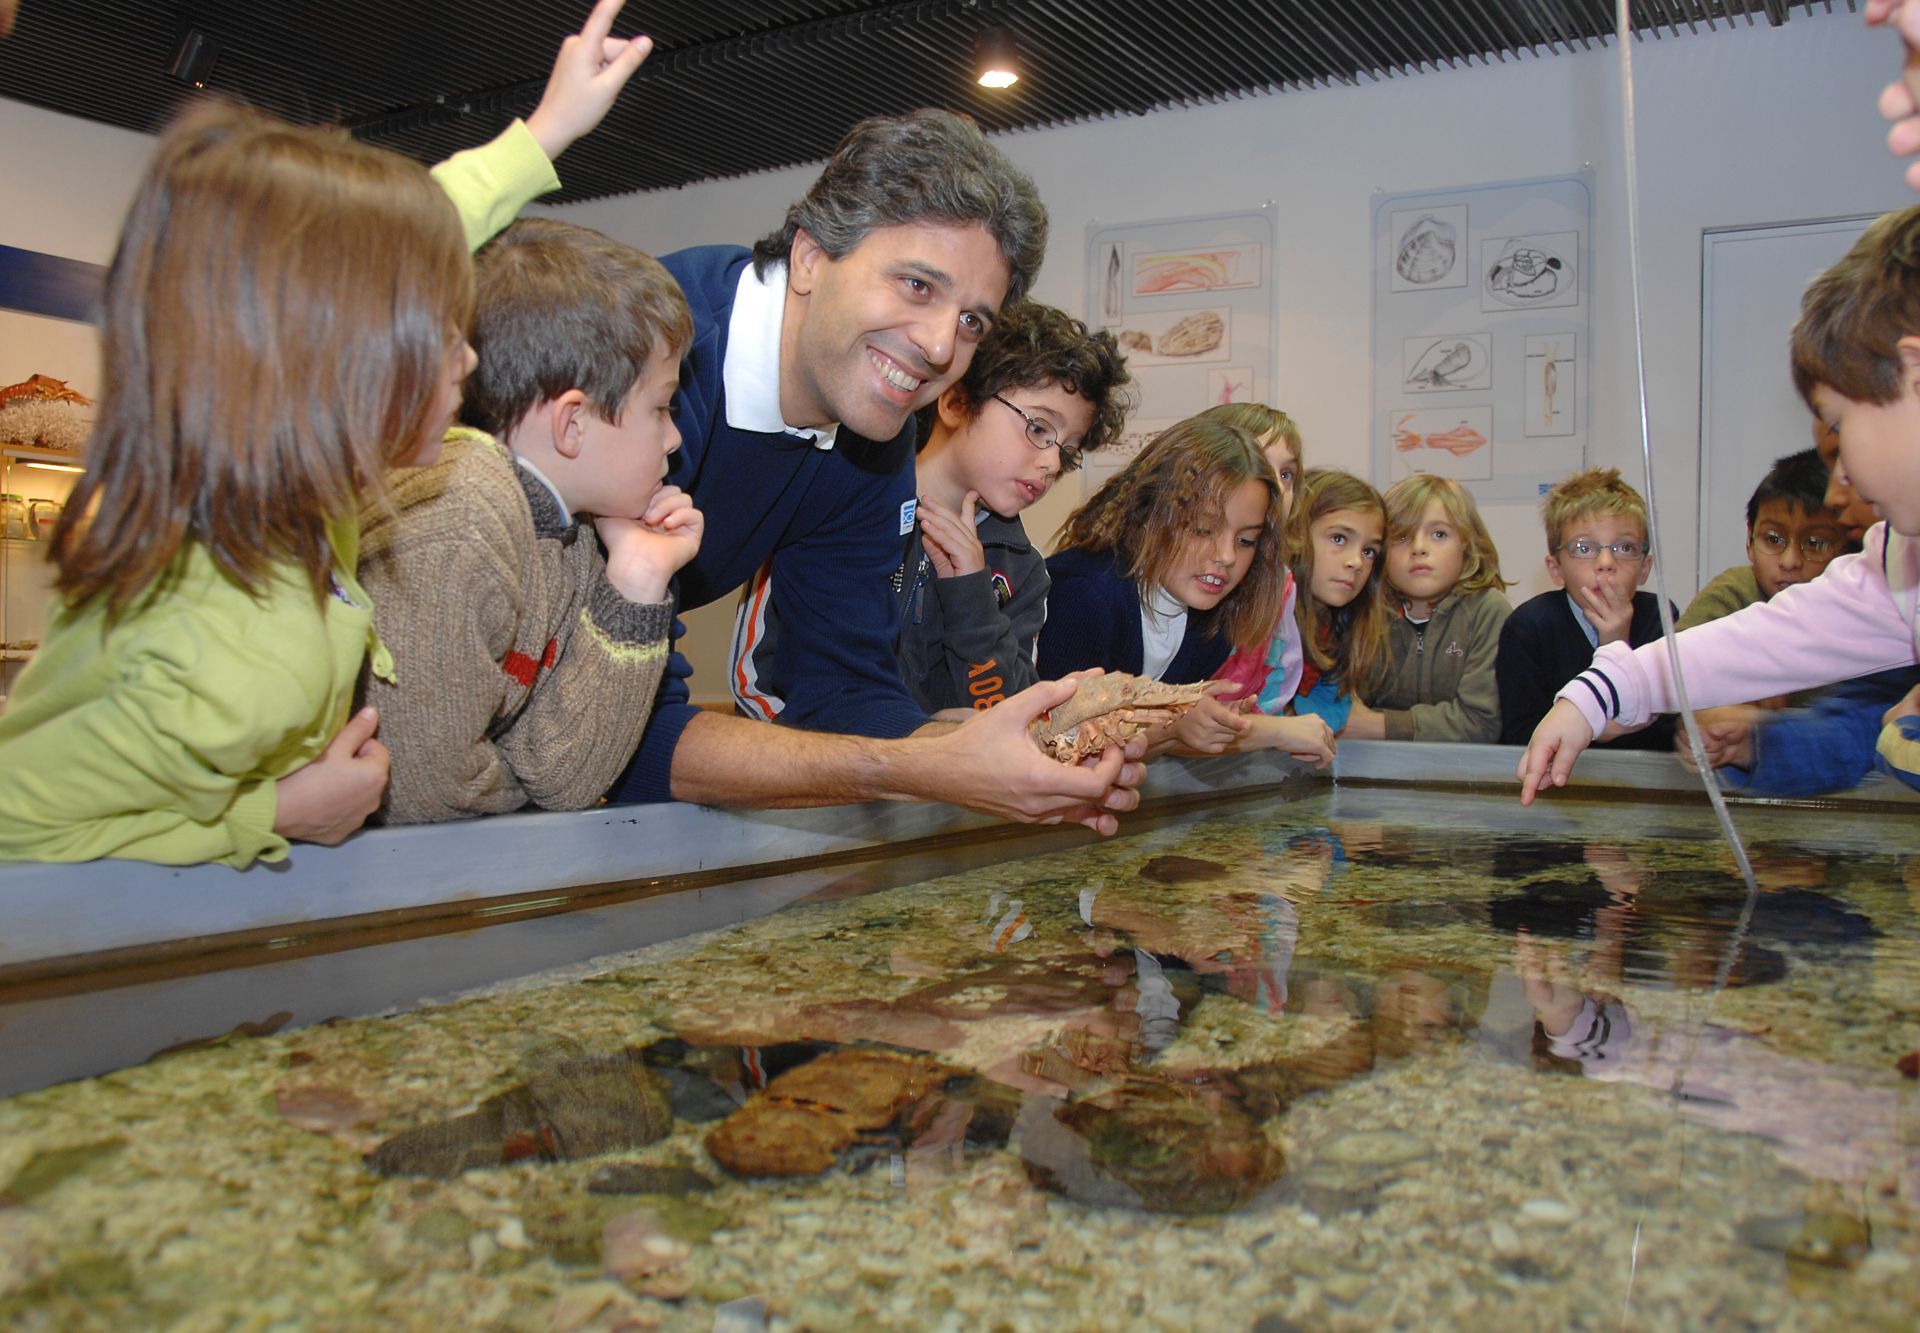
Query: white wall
551 10 1913 701
2 13 1909 705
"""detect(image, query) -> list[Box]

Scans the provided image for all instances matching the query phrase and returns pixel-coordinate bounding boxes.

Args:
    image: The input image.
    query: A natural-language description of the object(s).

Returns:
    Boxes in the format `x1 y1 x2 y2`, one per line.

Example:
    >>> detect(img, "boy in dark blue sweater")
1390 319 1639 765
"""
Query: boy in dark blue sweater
1497 468 1677 750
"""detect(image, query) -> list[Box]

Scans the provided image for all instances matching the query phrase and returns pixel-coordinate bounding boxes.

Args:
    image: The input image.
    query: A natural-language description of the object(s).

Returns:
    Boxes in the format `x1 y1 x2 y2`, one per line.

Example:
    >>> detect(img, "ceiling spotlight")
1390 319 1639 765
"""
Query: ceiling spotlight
168 29 219 89
974 29 1018 89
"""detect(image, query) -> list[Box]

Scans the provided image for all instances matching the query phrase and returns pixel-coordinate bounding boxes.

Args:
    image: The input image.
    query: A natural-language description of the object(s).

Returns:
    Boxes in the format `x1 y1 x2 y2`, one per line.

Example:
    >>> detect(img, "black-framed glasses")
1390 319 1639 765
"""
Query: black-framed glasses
1752 528 1837 560
991 393 1083 472
1558 539 1647 562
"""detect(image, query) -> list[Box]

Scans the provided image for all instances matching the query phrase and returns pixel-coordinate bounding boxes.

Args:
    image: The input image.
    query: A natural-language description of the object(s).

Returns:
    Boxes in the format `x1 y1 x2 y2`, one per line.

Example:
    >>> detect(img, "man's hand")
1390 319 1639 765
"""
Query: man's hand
1568 578 1633 646
917 491 987 579
917 677 1148 835
1517 698 1596 806
274 706 389 845
597 486 702 603
525 0 654 161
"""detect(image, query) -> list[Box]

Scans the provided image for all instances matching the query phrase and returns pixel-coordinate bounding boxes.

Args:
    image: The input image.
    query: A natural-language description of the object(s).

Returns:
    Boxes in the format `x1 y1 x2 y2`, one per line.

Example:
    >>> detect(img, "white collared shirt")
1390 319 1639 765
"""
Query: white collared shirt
1140 584 1189 681
722 260 838 451
1564 592 1600 649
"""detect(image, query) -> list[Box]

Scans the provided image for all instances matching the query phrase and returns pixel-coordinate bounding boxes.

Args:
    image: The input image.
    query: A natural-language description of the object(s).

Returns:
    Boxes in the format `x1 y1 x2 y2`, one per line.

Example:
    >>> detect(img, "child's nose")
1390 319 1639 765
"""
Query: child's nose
1776 541 1802 570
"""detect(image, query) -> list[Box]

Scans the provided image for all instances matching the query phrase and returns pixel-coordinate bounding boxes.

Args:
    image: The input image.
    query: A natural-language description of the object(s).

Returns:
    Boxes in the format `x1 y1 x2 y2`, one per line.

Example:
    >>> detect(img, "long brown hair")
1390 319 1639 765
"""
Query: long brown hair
1292 468 1390 698
50 101 474 616
1052 416 1288 650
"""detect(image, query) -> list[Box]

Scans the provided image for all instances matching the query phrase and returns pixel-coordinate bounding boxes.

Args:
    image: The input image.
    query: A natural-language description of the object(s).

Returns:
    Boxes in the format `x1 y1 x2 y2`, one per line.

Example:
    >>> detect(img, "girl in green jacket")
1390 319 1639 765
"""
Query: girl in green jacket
0 103 475 866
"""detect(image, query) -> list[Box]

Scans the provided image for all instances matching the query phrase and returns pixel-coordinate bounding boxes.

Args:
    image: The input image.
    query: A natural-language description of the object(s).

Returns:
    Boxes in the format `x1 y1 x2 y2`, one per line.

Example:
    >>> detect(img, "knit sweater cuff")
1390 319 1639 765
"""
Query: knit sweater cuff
1382 709 1416 741
585 573 675 652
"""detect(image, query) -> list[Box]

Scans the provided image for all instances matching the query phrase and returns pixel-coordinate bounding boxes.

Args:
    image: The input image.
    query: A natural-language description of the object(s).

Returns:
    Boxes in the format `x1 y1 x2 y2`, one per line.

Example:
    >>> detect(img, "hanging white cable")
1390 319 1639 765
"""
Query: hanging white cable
1613 0 1761 946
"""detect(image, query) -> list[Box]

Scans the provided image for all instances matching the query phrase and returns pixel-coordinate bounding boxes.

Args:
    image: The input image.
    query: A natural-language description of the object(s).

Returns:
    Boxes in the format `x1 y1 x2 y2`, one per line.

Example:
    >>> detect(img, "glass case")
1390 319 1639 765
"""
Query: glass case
0 443 81 707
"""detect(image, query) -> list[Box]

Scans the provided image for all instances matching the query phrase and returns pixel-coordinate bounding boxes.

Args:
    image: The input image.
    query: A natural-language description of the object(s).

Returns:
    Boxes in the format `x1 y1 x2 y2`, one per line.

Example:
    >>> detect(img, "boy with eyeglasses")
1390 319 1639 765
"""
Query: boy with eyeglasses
894 302 1132 713
736 302 1131 719
1495 468 1677 749
1678 449 1844 631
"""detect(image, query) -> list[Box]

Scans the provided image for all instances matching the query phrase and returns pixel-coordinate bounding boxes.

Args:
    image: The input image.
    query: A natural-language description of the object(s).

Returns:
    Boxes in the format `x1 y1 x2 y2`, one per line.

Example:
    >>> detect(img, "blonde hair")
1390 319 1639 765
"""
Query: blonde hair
1197 401 1303 462
1383 475 1511 599
50 101 474 617
1540 467 1648 553
1054 416 1288 650
1291 468 1390 698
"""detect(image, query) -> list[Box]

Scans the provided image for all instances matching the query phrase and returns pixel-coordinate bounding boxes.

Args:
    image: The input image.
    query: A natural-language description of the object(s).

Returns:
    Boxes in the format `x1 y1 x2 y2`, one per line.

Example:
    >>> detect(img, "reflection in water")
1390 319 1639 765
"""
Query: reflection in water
4 791 1918 1328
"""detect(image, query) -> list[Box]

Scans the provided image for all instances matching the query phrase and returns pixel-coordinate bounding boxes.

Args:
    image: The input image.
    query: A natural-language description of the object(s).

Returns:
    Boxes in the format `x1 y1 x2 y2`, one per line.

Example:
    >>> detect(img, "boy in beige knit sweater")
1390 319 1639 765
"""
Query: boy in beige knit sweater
361 217 698 823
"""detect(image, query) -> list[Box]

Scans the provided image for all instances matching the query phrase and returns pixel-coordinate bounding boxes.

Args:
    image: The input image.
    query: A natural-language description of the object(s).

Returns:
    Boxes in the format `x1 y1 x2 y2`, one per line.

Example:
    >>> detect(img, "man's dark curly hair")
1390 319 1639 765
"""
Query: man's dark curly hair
751 108 1047 308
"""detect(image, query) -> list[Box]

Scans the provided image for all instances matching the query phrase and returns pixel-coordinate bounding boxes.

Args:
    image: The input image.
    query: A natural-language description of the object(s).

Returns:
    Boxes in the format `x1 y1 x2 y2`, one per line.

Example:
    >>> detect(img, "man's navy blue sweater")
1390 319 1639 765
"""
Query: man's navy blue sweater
1036 546 1232 683
610 247 926 803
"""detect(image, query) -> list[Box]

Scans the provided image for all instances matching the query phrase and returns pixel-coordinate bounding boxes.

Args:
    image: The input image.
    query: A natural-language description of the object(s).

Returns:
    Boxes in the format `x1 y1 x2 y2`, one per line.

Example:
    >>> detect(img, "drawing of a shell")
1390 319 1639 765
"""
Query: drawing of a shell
1486 245 1563 301
1395 215 1456 285
1119 329 1153 353
1157 311 1225 357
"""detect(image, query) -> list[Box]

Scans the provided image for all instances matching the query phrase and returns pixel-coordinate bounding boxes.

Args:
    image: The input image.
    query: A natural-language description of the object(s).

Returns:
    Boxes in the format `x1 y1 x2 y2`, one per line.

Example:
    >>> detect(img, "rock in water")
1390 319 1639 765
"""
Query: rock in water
705 1047 951 1177
1139 855 1228 884
367 1047 671 1178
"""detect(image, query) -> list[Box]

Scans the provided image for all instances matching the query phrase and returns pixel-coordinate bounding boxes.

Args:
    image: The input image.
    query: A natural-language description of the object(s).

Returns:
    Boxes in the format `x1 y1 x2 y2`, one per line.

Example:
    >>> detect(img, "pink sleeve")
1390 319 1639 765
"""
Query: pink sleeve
1557 525 1917 731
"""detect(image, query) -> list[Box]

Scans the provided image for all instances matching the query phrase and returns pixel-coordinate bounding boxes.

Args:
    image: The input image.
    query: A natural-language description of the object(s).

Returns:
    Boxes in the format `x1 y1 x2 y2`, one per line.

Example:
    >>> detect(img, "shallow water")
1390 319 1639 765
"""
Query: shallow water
2 786 1917 1330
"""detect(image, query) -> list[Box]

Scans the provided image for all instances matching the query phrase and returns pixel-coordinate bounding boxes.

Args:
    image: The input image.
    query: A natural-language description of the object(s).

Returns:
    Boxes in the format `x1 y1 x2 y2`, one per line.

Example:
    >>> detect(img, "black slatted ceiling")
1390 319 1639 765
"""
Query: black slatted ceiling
0 0 1853 202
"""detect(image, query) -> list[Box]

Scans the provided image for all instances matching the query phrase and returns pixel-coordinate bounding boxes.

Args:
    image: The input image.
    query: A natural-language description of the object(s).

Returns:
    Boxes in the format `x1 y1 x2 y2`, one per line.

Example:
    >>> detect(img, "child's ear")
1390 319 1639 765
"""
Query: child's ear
1634 551 1655 588
1544 552 1566 588
935 387 972 431
548 389 590 461
1898 335 1920 388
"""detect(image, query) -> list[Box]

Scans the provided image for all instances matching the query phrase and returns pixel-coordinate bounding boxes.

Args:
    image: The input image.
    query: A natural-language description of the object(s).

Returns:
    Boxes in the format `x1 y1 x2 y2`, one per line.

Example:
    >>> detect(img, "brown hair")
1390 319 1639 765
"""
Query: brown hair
1197 402 1303 463
931 301 1133 459
1383 474 1510 599
750 108 1047 307
1540 467 1647 553
1053 417 1287 651
50 101 473 616
459 217 693 437
1791 205 1920 408
1291 469 1390 698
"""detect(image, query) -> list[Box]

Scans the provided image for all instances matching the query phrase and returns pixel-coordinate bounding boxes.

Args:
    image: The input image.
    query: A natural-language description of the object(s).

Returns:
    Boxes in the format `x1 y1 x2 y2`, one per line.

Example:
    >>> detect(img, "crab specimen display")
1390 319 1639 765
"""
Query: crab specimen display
1029 673 1213 763
704 1047 953 1177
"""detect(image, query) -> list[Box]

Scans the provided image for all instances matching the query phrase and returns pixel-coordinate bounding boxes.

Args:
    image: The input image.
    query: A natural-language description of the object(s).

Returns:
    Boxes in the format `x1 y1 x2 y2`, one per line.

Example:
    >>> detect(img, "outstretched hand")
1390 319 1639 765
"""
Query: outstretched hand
274 706 389 844
1516 698 1595 806
926 677 1148 836
525 0 654 161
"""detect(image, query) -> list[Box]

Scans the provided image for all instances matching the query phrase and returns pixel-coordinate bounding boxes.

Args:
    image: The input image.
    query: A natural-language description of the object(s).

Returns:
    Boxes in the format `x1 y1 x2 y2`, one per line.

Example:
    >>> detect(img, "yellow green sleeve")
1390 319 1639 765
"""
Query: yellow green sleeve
0 614 325 868
430 119 562 253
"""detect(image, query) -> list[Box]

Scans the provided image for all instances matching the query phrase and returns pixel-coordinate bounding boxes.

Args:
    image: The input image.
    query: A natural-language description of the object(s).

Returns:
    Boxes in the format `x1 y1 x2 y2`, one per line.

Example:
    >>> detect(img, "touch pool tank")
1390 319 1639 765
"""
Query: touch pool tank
0 773 1916 1330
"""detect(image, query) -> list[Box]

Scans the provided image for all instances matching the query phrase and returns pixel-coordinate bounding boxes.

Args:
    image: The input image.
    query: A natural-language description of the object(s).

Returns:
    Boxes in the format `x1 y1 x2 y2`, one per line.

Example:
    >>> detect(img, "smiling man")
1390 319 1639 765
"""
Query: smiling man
438 74 1144 831
679 111 1045 755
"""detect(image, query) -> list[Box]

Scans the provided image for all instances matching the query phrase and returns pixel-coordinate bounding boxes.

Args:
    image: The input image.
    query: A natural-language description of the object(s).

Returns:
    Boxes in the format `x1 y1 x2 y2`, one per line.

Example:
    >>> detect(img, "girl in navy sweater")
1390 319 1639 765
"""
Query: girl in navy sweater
1038 417 1334 763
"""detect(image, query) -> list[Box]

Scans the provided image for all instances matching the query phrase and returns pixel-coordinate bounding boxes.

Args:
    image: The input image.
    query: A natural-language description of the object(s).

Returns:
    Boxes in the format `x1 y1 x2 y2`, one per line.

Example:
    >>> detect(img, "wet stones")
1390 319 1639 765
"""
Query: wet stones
1139 855 1228 884
366 1048 672 1178
1316 1130 1431 1170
